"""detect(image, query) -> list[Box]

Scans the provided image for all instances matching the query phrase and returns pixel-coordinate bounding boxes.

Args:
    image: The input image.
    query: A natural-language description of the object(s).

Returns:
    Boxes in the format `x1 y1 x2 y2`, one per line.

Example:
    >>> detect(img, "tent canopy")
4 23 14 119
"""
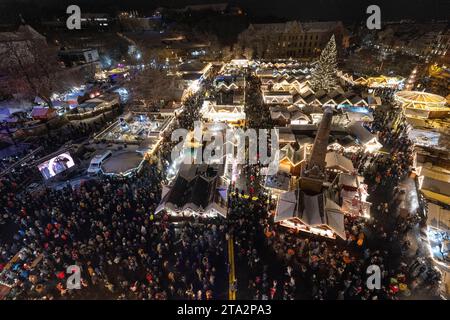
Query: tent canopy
325 151 355 173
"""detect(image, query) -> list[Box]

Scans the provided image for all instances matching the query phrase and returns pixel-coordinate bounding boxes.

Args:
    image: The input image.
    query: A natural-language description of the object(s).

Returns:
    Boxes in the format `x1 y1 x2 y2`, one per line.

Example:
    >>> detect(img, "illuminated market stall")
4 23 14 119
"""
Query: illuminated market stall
156 163 228 218
200 100 245 125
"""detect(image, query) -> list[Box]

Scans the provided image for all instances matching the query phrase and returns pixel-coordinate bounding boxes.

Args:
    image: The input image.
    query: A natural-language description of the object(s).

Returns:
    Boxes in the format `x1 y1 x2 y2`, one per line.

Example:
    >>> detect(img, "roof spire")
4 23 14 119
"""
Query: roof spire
19 13 26 25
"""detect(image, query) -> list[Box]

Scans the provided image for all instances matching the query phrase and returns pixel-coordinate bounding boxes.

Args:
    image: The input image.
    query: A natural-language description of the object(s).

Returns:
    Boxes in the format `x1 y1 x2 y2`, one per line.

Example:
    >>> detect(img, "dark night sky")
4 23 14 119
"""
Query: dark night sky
0 0 448 24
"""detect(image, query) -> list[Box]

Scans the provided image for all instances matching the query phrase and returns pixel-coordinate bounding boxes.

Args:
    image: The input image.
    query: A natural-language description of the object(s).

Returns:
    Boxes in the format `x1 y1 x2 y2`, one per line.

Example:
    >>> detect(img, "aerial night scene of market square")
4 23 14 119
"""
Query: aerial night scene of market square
0 0 448 312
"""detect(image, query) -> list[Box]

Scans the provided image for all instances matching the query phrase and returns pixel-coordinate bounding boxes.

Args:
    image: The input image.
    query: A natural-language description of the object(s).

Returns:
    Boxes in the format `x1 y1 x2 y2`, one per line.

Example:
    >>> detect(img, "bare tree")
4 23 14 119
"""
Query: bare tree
221 46 234 61
139 47 171 66
125 68 182 108
242 47 254 60
0 35 90 107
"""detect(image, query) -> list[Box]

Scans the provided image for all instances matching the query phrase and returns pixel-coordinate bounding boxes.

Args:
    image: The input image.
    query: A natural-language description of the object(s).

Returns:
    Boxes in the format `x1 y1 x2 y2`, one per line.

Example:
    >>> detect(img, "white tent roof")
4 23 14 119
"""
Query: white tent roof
325 152 355 173
326 207 346 239
301 193 324 225
347 121 377 145
346 111 374 122
338 173 359 188
275 191 297 222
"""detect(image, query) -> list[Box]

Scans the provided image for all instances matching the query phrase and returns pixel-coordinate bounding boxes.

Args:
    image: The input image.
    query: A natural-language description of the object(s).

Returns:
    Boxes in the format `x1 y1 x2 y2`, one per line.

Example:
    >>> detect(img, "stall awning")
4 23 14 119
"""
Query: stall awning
325 151 355 173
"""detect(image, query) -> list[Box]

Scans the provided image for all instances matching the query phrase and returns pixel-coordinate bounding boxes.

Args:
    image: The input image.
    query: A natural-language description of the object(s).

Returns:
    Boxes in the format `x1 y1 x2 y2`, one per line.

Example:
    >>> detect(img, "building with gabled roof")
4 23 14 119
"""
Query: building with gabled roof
200 101 245 124
262 90 293 104
238 21 348 59
270 105 311 126
325 151 355 174
30 107 56 121
347 121 382 152
156 163 228 218
275 188 346 239
279 143 307 176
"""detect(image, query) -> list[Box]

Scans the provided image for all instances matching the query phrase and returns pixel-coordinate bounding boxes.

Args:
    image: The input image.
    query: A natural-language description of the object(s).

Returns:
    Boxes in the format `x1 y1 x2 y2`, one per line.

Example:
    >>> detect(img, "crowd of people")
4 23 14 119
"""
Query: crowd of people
3 160 435 301
226 175 440 300
0 72 227 300
357 109 414 189
228 192 389 300
222 103 442 300
0 67 443 301
0 164 229 299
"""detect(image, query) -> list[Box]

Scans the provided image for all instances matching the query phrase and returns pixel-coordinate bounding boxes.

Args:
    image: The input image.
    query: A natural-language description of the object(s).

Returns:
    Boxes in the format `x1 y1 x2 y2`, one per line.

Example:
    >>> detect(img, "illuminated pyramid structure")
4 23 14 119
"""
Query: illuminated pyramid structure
275 107 346 239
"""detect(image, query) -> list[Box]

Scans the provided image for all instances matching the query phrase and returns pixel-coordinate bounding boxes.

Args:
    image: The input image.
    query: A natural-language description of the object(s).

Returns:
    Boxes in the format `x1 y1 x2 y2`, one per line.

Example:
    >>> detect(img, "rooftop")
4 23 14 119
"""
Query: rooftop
395 91 447 107
249 21 343 34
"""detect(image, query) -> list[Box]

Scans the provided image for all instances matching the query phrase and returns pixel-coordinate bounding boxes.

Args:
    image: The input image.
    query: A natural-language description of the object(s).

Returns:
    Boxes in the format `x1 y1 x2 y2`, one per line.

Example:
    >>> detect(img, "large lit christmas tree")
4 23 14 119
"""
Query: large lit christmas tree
310 35 338 92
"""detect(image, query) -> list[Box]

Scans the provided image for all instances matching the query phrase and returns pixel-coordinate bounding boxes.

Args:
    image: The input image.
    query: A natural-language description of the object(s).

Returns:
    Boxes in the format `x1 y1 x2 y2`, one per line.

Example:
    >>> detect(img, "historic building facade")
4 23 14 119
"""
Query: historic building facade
237 21 349 59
